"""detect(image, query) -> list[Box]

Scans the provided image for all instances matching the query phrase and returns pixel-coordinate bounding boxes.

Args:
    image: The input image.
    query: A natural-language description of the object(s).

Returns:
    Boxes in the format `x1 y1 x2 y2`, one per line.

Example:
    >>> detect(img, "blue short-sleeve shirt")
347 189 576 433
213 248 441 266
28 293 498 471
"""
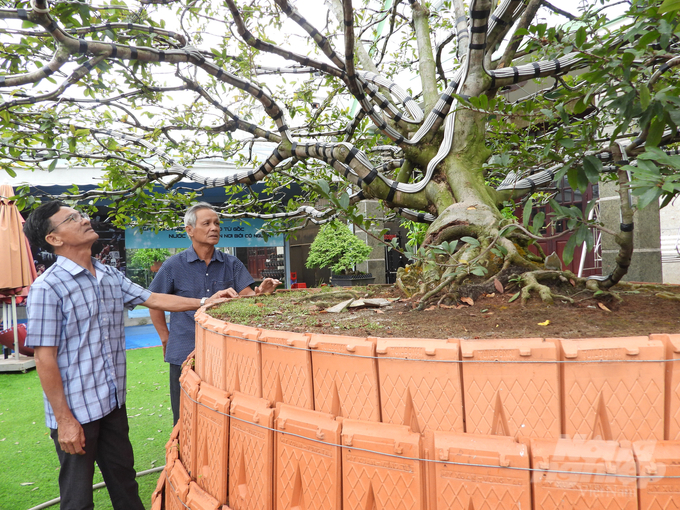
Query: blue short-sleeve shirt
26 257 152 429
148 246 254 365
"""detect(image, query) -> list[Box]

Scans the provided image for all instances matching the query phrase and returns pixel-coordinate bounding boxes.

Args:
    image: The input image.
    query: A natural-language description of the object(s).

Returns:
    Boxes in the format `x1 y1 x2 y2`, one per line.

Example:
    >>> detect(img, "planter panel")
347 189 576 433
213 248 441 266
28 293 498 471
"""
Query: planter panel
179 366 201 478
652 334 680 440
201 324 228 391
166 459 192 510
461 338 561 440
228 392 274 510
341 419 424 510
275 403 342 510
261 331 314 409
531 438 637 510
196 383 230 505
151 468 166 510
634 440 680 510
187 481 221 510
429 432 531 510
223 323 262 398
309 334 380 421
561 336 665 441
375 337 464 433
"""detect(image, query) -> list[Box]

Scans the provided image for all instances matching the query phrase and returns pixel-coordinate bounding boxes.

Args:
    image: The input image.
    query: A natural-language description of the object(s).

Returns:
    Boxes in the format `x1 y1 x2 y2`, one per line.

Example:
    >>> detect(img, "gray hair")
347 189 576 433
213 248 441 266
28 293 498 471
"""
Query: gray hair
184 202 215 228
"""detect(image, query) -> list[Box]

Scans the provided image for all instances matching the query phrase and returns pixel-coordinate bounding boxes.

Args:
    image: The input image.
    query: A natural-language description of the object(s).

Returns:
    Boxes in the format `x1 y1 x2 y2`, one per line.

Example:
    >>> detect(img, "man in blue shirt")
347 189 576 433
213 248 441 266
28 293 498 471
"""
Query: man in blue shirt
149 202 280 424
23 201 232 510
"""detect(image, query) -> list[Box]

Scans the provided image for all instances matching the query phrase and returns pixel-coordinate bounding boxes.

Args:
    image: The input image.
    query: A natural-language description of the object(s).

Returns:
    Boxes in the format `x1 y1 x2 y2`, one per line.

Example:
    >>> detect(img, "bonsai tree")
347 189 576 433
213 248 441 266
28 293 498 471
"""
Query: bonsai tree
306 222 372 275
4 0 680 306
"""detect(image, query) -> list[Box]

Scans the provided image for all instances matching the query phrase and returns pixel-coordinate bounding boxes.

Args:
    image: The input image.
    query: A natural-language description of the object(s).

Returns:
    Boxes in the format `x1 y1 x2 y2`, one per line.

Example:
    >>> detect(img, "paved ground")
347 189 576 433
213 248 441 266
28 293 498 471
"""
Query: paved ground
125 323 162 350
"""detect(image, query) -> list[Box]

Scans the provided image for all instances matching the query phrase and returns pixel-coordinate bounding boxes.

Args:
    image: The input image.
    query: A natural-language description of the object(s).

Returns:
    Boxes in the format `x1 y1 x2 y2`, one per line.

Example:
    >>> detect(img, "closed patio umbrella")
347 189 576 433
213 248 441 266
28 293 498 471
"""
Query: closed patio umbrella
0 183 37 371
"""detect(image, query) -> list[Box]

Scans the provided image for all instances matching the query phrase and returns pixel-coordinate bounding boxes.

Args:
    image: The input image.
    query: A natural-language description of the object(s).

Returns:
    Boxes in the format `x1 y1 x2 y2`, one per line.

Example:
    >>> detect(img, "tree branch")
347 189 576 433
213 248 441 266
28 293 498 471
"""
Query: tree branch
499 0 543 70
410 0 438 113
542 0 577 21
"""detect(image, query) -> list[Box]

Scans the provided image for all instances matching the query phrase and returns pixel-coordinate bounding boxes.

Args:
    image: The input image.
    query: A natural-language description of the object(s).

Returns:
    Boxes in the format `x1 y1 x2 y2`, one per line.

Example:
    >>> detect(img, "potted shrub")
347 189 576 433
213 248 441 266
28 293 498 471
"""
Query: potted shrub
305 221 374 286
129 248 171 272
127 248 171 286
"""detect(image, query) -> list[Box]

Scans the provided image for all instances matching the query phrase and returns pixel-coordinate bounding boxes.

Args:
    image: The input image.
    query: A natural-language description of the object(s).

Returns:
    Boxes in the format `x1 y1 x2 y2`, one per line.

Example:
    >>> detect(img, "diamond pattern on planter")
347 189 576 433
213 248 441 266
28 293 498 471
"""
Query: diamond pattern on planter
309 334 380 421
341 418 424 510
275 404 342 510
261 331 313 409
461 338 560 439
376 338 464 433
228 392 274 510
561 337 665 441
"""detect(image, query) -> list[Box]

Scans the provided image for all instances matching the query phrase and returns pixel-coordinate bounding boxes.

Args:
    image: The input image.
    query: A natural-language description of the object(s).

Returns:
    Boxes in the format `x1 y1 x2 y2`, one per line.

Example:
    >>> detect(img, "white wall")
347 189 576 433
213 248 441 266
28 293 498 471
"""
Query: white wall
661 197 680 284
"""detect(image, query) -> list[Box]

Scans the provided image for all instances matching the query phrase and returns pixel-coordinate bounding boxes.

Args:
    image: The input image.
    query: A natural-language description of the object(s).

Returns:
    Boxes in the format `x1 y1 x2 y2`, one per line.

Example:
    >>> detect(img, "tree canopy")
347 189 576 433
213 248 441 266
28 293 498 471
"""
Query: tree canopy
1 0 680 303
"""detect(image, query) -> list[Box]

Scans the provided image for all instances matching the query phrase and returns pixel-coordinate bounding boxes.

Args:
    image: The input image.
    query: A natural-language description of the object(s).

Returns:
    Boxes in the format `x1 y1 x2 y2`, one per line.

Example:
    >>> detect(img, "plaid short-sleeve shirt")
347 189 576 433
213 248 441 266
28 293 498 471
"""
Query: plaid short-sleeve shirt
26 256 151 429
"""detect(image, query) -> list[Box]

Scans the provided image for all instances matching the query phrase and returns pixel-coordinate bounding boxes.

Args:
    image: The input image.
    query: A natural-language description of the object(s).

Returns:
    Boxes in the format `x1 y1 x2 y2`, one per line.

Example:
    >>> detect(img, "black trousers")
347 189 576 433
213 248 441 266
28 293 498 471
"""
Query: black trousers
50 404 144 510
170 363 182 426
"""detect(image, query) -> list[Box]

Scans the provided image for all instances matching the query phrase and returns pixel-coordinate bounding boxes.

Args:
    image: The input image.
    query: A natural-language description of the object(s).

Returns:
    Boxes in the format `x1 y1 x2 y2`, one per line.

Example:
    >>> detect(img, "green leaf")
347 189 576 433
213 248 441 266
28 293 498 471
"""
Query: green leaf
562 234 578 266
575 224 588 245
460 236 480 247
317 179 330 195
646 118 665 147
523 199 533 228
575 26 586 47
582 155 602 183
639 84 651 110
48 159 58 171
532 212 545 233
622 51 635 69
659 0 680 13
339 192 350 210
573 98 588 115
470 266 487 277
508 292 520 303
636 185 662 209
637 30 660 48
638 147 680 168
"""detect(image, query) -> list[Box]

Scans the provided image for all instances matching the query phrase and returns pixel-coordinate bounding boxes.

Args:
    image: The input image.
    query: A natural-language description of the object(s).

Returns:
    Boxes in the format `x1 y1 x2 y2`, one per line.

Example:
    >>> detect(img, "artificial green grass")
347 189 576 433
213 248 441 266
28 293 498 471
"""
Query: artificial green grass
0 346 172 510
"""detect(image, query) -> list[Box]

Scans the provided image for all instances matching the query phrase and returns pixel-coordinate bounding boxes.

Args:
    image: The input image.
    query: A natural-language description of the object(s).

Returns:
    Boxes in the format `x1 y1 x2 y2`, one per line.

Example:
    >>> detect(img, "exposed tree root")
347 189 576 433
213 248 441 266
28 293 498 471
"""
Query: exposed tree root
416 274 456 310
657 292 680 302
394 210 661 308
517 270 575 305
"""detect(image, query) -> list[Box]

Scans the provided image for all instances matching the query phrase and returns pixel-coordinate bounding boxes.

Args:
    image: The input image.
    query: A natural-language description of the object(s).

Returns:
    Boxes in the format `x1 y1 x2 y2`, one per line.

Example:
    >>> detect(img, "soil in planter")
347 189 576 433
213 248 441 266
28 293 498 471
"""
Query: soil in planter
208 282 680 340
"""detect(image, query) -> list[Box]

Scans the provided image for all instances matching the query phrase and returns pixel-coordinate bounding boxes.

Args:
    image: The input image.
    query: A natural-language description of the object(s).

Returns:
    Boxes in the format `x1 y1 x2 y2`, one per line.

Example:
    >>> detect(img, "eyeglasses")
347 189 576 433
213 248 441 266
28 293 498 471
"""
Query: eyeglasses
48 212 90 234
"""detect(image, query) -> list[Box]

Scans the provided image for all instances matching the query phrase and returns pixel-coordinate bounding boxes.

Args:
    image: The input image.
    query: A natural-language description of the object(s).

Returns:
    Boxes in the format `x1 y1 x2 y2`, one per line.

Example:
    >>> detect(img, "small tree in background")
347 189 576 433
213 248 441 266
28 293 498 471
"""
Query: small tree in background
306 222 373 275
128 248 171 270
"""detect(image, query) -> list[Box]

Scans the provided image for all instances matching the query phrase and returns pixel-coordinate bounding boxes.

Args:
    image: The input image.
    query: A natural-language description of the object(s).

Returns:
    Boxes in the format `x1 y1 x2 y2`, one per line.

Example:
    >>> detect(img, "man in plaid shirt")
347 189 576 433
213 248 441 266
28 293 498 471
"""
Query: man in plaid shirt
23 201 233 510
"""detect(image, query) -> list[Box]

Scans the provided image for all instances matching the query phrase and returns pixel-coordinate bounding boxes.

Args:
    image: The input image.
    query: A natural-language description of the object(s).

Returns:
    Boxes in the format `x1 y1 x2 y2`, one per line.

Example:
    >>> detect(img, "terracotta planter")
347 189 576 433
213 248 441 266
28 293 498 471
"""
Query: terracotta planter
160 310 680 510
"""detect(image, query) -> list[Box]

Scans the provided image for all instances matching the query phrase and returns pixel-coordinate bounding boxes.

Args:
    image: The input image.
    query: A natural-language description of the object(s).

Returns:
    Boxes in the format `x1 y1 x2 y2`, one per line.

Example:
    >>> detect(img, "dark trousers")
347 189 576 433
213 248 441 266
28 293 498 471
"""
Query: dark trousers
170 363 182 426
50 405 144 510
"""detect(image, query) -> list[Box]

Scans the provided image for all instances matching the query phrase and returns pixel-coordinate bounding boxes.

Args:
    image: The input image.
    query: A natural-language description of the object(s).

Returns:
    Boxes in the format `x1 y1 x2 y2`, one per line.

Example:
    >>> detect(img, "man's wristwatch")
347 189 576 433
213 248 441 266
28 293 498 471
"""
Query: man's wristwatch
200 297 208 306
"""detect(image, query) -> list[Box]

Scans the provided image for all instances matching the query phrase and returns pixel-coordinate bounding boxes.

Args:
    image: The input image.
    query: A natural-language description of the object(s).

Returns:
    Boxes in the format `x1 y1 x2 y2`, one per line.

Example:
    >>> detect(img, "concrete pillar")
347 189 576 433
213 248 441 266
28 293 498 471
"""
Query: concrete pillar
354 200 387 284
599 181 662 283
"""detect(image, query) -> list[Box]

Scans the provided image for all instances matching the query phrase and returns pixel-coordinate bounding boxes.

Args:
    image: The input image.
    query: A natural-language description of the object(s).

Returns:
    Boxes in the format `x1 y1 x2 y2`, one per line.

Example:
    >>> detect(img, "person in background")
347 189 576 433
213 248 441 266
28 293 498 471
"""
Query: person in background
149 202 280 424
23 201 233 510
